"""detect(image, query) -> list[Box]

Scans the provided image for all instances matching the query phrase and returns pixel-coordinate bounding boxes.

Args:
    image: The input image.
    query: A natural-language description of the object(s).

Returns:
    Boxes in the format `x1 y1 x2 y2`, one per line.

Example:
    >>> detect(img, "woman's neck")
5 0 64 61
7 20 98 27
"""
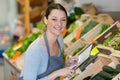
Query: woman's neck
46 31 58 45
45 31 59 56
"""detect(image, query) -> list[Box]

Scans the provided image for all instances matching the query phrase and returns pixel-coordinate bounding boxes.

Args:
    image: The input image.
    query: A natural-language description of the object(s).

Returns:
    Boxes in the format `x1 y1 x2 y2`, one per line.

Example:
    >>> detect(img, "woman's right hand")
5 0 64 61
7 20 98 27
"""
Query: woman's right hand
56 64 78 78
48 64 78 80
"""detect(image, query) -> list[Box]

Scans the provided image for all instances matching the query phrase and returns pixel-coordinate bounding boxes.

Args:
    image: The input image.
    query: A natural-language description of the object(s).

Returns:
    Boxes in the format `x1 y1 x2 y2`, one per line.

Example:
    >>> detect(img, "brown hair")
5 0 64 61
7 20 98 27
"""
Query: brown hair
45 3 67 19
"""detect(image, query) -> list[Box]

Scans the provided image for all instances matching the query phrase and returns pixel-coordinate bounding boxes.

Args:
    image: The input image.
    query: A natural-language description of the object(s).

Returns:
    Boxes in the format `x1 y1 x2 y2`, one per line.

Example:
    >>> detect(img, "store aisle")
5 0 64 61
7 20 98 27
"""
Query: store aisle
0 59 4 80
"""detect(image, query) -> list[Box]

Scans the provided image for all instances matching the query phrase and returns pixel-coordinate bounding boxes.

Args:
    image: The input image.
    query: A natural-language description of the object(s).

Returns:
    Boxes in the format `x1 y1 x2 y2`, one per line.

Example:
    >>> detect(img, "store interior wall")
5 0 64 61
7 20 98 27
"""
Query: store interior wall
0 0 9 26
0 0 120 32
0 0 17 50
75 0 120 12
0 0 17 34
75 0 120 19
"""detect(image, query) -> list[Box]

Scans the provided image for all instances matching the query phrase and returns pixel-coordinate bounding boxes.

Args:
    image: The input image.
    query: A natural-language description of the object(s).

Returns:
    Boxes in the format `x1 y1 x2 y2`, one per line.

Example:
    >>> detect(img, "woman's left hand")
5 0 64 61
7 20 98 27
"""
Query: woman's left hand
65 56 79 67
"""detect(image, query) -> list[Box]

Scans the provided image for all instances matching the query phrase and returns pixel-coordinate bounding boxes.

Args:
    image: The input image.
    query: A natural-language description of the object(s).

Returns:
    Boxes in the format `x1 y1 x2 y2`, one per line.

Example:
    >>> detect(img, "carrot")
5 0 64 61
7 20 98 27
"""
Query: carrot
75 27 82 41
11 51 21 61
62 29 67 37
60 76 65 80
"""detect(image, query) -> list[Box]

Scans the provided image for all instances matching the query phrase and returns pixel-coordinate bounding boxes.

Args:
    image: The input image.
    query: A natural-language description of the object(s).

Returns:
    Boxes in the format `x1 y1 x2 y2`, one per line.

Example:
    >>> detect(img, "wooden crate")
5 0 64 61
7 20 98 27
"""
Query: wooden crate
95 21 120 44
64 20 102 56
64 19 90 47
64 39 86 56
73 57 111 80
73 55 120 80
81 21 104 43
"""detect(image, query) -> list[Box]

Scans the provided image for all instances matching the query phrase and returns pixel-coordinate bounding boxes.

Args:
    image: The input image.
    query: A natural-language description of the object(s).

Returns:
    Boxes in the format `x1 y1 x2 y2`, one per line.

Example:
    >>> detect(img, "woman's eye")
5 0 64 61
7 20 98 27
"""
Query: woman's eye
62 19 66 21
52 19 57 21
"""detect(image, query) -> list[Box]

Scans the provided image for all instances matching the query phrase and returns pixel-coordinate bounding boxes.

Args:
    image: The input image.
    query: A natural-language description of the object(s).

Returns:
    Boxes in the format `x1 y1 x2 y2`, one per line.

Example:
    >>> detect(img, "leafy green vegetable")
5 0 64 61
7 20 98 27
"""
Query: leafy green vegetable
37 21 46 30
102 35 115 46
99 24 110 34
81 21 98 37
74 7 84 16
67 13 76 28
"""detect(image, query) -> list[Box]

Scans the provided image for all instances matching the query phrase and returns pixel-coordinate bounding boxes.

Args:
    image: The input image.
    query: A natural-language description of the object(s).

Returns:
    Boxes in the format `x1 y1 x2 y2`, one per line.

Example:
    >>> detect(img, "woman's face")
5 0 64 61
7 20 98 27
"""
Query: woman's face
44 9 67 36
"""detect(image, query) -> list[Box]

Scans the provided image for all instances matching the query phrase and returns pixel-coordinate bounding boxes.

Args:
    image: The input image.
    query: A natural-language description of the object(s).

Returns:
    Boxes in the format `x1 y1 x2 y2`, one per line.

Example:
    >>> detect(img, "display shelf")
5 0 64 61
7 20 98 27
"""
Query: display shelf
4 56 20 80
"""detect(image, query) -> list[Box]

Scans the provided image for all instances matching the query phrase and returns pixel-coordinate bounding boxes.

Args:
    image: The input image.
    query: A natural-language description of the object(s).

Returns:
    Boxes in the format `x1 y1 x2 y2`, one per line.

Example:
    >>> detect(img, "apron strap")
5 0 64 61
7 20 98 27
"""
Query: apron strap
36 33 63 80
44 33 62 57
44 33 50 56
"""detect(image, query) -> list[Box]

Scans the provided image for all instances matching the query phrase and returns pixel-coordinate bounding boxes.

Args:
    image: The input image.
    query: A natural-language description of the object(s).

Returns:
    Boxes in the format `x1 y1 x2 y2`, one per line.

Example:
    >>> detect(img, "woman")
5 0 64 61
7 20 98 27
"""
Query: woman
20 3 78 80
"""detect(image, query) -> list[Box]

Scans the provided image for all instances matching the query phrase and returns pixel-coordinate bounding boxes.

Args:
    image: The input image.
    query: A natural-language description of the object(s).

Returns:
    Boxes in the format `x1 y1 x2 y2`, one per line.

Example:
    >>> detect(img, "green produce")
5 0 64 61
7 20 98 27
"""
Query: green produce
67 23 77 35
114 42 120 50
74 7 84 17
67 7 84 28
102 34 115 46
80 21 98 37
71 38 76 43
83 76 92 80
99 24 110 34
4 47 14 55
67 13 76 28
37 21 46 30
91 74 105 80
98 71 113 80
7 50 17 59
102 65 118 76
4 32 41 59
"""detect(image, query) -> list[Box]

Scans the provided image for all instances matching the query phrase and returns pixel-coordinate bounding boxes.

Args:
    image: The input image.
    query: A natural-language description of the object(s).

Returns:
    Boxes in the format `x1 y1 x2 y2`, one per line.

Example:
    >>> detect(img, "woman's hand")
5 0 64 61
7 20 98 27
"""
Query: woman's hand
48 64 77 80
65 56 79 67
56 64 77 78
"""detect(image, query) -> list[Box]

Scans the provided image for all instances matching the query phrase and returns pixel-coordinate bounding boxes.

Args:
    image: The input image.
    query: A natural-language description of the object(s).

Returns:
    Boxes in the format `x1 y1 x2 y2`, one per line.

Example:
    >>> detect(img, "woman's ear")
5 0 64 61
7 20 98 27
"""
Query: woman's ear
44 17 47 25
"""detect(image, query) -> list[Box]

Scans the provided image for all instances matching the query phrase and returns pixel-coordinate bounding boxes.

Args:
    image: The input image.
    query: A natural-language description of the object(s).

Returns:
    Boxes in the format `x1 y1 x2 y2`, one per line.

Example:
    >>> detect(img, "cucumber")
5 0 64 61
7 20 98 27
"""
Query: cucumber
91 74 105 80
102 65 118 75
83 76 91 80
98 71 113 80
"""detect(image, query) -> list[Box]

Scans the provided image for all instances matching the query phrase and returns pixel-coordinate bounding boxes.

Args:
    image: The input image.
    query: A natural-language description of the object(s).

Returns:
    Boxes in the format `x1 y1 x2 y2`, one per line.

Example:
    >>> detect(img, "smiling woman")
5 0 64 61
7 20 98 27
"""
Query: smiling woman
19 3 78 80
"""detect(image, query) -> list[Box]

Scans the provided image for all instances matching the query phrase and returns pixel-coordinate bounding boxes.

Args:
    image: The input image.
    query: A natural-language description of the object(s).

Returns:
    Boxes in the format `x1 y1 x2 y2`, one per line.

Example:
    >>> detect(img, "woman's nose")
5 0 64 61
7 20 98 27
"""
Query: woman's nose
57 20 62 26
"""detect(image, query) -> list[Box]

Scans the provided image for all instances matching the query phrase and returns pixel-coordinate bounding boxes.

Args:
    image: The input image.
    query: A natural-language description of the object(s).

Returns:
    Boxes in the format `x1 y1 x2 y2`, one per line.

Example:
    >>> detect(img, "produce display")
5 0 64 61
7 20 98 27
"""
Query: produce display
102 31 120 50
4 32 41 60
3 3 120 80
67 7 84 28
83 65 120 80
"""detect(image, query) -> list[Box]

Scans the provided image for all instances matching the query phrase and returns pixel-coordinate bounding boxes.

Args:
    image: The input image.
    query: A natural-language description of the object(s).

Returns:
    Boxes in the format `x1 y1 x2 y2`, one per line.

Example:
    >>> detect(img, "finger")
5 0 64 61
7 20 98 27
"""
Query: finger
69 64 78 69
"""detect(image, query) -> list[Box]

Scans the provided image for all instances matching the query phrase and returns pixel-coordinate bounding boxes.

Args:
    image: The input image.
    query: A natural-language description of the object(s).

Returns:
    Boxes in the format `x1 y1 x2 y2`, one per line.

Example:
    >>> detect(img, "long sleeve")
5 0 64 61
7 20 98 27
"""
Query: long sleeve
22 38 49 80
23 47 41 80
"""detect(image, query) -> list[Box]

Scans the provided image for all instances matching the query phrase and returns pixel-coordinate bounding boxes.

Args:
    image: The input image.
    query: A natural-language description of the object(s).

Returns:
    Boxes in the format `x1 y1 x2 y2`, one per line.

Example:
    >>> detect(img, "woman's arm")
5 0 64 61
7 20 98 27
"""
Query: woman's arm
23 51 41 79
48 65 77 80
